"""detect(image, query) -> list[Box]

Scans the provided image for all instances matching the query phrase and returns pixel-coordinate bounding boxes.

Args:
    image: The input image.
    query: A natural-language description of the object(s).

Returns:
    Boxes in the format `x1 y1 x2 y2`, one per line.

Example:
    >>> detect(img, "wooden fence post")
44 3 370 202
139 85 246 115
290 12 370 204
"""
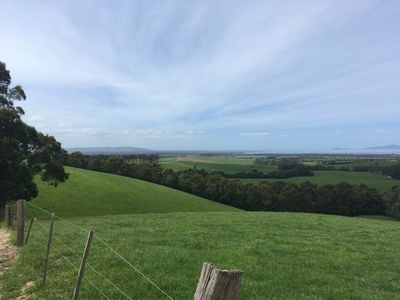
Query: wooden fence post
194 263 243 300
42 213 55 285
5 205 12 228
72 230 94 300
16 200 26 247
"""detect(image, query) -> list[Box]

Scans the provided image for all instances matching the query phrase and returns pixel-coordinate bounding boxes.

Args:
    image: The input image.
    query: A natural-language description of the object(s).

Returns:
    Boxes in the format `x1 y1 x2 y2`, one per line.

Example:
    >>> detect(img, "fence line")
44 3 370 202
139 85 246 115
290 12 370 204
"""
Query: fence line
86 264 133 300
53 244 111 300
26 201 175 300
7 200 243 299
94 235 175 300
27 202 88 234
50 232 132 300
34 221 111 300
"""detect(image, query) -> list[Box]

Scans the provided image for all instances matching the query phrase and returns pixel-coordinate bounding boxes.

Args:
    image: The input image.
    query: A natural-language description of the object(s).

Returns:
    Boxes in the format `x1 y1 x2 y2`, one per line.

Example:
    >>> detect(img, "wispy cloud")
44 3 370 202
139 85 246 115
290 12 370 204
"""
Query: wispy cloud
1 0 399 150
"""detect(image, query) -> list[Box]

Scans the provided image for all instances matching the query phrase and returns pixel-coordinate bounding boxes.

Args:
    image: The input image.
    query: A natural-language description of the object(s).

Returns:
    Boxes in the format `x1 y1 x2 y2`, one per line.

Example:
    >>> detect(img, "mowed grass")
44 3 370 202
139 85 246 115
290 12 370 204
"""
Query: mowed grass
3 212 400 299
30 167 238 219
160 156 277 174
237 170 400 193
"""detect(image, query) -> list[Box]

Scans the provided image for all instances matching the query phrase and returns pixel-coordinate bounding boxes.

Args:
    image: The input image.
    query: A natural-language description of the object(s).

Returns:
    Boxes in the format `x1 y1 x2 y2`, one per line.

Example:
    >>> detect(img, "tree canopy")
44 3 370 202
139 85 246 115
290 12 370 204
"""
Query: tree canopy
0 62 68 206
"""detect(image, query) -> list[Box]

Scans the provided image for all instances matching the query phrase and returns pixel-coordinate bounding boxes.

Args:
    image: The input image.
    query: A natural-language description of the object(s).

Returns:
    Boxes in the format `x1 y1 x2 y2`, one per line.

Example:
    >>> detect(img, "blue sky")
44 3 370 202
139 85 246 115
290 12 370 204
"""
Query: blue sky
1 0 399 151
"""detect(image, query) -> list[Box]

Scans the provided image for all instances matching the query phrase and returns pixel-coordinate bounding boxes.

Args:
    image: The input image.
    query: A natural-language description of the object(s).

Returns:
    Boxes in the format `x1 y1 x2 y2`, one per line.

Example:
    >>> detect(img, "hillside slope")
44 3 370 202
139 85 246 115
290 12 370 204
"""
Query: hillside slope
30 167 238 218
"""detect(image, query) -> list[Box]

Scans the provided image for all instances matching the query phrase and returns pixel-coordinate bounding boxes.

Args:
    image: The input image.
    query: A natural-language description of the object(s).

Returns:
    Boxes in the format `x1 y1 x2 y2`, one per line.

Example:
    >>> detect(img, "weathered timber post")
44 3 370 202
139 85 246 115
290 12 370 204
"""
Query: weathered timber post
72 230 94 300
5 205 12 228
42 213 55 285
25 217 35 244
16 200 26 247
194 263 243 300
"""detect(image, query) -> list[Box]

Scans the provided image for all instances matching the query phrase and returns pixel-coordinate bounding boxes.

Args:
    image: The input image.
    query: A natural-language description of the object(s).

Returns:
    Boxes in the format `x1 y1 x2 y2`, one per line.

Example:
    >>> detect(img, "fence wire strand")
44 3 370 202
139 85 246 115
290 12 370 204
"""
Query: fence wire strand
95 236 174 300
33 223 110 300
51 234 132 299
52 246 111 300
86 263 133 300
26 201 175 300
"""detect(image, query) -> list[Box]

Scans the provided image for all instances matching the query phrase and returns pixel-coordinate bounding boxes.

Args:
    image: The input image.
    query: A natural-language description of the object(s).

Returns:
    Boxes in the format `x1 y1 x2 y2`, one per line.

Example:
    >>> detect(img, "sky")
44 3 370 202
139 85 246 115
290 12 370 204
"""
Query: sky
1 0 399 151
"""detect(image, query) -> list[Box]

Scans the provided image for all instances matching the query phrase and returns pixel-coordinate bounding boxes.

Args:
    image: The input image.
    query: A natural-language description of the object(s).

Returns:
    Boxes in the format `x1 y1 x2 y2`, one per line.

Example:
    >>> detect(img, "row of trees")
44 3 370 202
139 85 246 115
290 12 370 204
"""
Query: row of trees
65 153 388 216
210 160 314 179
382 164 400 179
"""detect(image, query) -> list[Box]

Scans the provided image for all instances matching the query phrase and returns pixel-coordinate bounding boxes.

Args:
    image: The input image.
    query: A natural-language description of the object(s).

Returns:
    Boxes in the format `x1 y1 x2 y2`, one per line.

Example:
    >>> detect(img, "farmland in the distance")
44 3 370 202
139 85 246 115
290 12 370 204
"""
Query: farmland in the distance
160 155 277 173
160 154 400 193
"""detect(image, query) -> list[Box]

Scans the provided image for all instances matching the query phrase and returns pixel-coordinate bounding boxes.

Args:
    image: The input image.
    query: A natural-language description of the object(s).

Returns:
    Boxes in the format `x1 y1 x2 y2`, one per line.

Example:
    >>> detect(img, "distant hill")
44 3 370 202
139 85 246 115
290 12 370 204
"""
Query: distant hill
30 167 238 218
364 144 400 150
331 144 400 152
66 146 155 155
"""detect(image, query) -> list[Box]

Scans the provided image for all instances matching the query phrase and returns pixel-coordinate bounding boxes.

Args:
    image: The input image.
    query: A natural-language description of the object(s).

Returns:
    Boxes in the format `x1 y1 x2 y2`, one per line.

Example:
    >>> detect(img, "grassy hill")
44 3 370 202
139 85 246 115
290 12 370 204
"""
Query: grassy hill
3 212 400 299
29 167 238 218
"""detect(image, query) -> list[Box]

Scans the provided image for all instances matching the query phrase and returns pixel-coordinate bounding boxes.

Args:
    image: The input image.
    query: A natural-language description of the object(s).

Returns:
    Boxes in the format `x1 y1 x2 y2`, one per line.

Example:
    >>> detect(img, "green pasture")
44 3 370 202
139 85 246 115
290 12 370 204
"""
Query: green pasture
160 156 277 174
3 212 400 299
30 167 238 219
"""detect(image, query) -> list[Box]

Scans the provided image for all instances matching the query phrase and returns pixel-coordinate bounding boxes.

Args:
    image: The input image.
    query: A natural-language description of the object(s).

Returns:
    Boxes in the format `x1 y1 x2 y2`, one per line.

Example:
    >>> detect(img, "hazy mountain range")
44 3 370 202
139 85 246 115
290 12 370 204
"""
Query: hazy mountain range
67 144 400 155
332 144 400 151
66 147 155 155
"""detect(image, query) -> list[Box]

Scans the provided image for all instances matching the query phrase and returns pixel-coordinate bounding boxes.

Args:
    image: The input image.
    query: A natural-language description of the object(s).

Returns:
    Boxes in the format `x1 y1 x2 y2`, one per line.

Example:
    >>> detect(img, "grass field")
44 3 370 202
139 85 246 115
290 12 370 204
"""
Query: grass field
160 156 277 173
3 212 400 299
236 170 400 193
30 167 238 219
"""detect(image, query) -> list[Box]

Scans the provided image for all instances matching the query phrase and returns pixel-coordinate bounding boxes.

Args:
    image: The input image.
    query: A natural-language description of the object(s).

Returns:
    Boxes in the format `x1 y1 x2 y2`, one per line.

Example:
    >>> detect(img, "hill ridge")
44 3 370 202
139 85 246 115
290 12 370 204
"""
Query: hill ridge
30 167 238 218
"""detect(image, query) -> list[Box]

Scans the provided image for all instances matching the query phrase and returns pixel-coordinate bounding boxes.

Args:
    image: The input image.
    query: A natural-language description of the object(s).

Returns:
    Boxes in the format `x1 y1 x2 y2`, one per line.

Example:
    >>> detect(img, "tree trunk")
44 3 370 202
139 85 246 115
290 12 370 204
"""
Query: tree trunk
0 203 5 220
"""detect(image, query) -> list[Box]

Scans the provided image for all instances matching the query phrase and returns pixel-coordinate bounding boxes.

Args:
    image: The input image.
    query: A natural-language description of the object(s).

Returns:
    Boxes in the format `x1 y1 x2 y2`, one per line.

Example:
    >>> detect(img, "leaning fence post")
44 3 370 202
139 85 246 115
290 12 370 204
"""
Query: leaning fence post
194 262 243 300
5 205 12 228
42 213 55 285
25 217 35 244
72 230 94 300
16 200 26 247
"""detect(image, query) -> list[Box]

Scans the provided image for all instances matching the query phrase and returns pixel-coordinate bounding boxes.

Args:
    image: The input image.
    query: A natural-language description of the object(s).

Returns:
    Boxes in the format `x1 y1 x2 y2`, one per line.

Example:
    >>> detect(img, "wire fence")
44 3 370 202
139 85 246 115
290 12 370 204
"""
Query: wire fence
34 223 112 299
6 201 175 300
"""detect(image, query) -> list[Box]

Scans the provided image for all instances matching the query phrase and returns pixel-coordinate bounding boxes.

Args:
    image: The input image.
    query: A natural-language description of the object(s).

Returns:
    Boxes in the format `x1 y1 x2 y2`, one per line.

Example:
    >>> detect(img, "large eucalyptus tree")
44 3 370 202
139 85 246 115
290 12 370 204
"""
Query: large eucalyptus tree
0 62 68 213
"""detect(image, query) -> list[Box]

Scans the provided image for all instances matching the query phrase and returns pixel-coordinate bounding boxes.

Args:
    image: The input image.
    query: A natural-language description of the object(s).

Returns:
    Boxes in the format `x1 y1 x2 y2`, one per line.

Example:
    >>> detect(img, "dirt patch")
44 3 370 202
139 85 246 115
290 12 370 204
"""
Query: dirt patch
0 228 18 276
16 281 35 300
0 228 19 297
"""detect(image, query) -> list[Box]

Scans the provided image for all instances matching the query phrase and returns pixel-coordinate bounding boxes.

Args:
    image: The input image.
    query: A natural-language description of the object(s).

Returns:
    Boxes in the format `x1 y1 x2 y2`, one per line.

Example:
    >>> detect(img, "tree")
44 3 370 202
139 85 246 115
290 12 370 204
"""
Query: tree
384 186 400 219
382 164 400 179
0 62 68 213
